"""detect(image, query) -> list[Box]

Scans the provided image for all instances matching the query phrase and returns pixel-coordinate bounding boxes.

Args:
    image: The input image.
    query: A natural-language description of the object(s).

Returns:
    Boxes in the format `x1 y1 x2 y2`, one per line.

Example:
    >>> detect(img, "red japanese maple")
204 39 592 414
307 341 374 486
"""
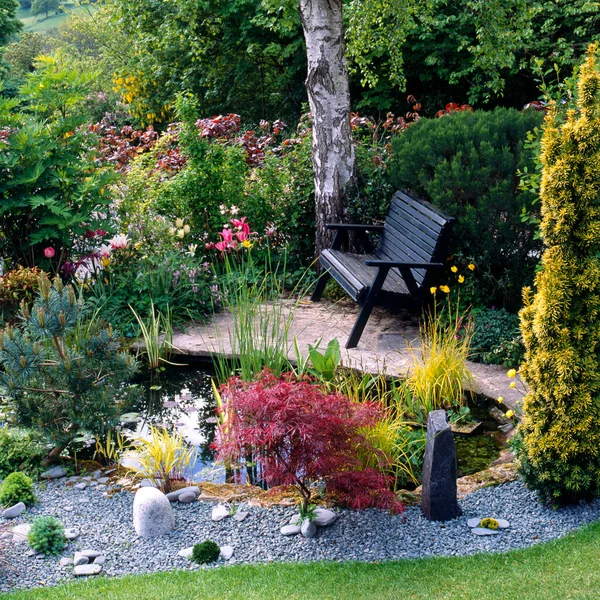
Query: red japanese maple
214 370 403 514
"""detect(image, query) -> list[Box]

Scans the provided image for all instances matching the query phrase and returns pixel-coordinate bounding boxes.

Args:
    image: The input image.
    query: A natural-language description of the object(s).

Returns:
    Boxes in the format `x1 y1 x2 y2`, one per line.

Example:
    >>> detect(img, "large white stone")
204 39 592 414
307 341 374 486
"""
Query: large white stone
313 508 337 527
74 564 102 576
211 503 231 522
133 487 175 538
220 545 234 560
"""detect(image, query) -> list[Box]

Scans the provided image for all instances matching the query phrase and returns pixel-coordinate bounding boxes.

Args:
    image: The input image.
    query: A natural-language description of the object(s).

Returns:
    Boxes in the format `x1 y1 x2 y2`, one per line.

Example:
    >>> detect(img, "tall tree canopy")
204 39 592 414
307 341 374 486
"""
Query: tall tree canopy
0 0 22 47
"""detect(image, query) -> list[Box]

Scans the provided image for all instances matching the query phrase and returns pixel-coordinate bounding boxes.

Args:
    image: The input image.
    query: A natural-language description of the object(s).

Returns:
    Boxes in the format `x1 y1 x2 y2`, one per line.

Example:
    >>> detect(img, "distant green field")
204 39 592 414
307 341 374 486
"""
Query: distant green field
17 4 94 34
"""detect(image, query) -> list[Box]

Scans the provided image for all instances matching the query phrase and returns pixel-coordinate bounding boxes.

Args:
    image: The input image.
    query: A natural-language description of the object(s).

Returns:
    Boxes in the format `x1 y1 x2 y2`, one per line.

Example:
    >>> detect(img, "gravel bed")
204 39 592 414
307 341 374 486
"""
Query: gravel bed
2 479 600 593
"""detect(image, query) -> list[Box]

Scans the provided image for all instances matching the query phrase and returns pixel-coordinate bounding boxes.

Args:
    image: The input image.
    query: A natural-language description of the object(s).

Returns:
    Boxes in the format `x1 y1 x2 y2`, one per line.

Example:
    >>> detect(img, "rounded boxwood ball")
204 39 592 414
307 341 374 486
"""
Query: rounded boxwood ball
192 540 220 564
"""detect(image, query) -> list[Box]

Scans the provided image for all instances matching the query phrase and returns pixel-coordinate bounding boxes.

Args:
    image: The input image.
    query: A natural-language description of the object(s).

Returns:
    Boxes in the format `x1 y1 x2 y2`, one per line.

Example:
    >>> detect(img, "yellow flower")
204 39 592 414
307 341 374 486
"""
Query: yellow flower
430 287 437 294
507 368 517 378
175 218 184 228
509 382 516 388
169 227 175 236
468 263 475 271
407 426 413 431
439 285 450 293
242 239 253 249
497 396 504 403
458 275 465 283
101 257 111 268
177 229 185 239
183 224 190 234
506 410 515 419
451 266 458 273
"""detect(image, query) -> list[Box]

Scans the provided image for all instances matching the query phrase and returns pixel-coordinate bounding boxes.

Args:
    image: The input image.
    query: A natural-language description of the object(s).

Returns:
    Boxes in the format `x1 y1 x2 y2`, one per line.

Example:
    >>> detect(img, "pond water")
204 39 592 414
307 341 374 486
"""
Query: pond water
127 364 503 485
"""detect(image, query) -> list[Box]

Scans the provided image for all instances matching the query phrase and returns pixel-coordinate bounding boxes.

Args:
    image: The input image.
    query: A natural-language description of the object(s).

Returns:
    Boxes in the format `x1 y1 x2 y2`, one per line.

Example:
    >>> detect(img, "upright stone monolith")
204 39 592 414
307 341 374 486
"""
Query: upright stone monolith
421 409 461 521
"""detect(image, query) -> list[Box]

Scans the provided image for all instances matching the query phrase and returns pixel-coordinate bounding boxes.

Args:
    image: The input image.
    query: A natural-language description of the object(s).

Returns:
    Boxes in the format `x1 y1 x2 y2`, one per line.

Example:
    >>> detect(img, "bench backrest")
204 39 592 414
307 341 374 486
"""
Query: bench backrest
376 191 455 287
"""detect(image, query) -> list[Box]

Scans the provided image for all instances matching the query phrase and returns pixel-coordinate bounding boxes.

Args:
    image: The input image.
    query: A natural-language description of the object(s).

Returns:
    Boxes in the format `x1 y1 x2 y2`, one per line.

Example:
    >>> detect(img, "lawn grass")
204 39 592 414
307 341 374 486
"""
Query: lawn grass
17 4 94 34
4 520 600 600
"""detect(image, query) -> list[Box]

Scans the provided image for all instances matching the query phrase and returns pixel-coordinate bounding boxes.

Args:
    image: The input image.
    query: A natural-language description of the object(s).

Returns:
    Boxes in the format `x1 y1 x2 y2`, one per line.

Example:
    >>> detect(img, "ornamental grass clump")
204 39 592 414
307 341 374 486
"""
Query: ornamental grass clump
517 45 600 504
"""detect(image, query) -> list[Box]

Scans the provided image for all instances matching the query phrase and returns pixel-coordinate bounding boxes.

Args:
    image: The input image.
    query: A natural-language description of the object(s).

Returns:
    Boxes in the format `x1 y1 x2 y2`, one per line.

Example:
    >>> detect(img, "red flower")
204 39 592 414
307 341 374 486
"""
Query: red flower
44 247 55 258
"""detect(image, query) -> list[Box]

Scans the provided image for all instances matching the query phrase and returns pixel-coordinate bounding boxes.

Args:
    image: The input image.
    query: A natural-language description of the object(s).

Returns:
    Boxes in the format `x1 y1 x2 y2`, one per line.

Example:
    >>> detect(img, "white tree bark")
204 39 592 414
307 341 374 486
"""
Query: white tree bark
299 0 355 256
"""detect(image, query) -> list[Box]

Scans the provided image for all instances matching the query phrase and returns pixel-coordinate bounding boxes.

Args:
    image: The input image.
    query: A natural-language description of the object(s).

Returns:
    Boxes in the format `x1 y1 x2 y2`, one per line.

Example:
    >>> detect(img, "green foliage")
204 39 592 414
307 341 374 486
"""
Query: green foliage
0 471 36 507
30 0 59 19
0 428 47 478
27 516 66 556
2 32 45 80
0 0 22 46
0 273 139 461
479 518 499 530
470 308 524 368
517 46 600 504
307 338 341 382
191 540 221 565
390 108 544 309
0 55 116 267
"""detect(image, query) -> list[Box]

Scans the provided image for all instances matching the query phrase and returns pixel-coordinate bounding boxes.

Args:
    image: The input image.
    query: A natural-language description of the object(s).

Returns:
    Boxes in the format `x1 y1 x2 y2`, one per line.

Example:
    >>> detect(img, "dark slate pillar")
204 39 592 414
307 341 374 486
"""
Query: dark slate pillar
421 409 461 521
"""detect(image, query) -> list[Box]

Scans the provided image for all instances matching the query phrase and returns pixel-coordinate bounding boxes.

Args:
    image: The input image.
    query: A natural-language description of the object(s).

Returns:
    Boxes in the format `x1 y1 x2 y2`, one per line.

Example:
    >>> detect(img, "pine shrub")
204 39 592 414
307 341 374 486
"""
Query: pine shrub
0 472 36 507
517 45 600 503
192 540 220 564
27 516 66 556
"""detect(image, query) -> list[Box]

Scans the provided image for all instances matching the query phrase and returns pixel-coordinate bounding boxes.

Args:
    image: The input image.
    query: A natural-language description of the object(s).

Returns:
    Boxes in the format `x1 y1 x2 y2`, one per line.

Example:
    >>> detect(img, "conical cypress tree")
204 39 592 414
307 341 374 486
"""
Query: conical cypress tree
517 45 600 503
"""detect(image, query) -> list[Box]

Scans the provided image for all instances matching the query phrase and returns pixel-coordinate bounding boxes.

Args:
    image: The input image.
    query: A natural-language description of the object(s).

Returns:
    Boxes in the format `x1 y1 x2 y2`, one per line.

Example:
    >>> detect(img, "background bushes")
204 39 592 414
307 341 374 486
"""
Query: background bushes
389 108 544 310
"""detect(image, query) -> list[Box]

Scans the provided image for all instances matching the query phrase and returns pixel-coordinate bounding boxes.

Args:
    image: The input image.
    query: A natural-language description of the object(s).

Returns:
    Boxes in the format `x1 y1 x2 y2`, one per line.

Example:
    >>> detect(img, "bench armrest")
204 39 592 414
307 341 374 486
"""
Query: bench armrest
325 223 385 232
364 260 444 269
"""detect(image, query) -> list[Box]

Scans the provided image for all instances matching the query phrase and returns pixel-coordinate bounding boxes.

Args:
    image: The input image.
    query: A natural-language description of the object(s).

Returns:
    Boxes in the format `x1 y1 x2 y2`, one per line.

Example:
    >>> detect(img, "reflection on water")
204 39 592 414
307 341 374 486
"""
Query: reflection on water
131 365 226 483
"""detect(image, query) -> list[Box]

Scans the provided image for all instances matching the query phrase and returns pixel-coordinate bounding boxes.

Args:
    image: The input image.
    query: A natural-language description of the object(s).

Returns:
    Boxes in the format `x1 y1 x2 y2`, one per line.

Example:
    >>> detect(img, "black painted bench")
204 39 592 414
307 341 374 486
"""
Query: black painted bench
311 191 455 349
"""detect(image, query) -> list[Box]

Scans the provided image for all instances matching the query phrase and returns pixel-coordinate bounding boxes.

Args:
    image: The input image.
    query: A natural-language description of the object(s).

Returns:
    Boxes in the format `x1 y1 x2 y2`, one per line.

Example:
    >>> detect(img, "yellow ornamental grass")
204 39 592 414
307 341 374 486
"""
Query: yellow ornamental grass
517 44 600 504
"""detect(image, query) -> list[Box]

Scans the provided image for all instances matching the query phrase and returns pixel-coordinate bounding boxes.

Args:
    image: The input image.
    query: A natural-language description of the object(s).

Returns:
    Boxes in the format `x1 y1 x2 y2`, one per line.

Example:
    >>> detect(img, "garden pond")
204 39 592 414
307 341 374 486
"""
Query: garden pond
122 364 505 487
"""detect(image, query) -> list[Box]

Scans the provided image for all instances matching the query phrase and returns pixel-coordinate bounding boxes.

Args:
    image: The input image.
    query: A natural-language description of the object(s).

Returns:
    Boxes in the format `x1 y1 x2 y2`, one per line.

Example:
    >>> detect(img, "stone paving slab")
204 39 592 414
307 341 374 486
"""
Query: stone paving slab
171 300 523 408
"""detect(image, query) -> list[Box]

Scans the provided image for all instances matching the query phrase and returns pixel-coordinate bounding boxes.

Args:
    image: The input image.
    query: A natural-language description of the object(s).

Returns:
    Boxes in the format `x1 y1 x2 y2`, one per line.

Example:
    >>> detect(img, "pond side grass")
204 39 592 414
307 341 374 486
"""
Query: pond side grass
5 519 600 600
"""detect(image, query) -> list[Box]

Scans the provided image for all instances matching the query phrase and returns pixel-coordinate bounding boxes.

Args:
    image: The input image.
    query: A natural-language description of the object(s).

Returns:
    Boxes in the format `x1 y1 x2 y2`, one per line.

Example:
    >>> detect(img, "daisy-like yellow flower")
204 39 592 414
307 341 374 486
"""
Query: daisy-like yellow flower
430 286 437 294
468 263 475 271
506 410 515 418
242 239 253 248
507 368 517 378
509 382 516 388
451 266 458 273
439 285 450 293
458 275 465 283
497 396 504 404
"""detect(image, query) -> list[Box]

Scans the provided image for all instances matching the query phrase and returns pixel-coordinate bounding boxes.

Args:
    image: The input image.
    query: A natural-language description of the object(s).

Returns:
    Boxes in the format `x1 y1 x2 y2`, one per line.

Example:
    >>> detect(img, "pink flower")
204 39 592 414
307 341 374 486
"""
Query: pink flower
216 228 237 252
98 244 112 258
109 234 129 249
231 217 252 242
44 247 55 258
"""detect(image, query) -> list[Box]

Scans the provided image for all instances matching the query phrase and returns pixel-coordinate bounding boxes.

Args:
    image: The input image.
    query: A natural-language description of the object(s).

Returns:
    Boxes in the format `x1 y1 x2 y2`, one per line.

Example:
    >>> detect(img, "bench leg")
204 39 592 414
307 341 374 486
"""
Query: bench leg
310 270 331 302
345 267 389 349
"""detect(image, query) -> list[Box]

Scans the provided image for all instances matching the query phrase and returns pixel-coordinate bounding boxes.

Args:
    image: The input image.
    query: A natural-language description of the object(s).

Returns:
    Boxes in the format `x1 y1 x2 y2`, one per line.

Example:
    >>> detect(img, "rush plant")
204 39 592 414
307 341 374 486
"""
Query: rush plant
517 45 600 504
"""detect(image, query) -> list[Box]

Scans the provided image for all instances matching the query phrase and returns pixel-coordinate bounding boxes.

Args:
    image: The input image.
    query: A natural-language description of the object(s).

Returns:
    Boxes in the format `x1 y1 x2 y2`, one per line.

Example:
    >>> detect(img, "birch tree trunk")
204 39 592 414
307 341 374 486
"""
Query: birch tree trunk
299 0 355 256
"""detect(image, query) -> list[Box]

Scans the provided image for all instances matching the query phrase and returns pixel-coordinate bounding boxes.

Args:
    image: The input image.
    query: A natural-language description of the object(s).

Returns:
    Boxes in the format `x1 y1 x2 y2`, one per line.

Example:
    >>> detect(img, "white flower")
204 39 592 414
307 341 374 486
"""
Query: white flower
109 234 129 249
183 224 190 234
98 244 112 258
186 244 198 256
230 205 239 215
177 229 185 239
175 218 184 228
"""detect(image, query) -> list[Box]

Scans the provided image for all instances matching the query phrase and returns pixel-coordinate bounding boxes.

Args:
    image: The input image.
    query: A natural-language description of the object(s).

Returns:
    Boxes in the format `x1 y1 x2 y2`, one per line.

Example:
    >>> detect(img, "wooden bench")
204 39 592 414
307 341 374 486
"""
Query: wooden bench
311 191 455 348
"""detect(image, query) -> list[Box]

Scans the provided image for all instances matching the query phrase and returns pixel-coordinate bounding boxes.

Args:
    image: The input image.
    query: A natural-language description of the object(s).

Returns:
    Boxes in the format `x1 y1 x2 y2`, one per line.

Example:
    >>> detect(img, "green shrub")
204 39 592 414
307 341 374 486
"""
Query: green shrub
470 308 525 367
192 540 221 564
390 108 544 310
0 472 36 507
517 47 600 504
0 428 47 478
27 517 66 556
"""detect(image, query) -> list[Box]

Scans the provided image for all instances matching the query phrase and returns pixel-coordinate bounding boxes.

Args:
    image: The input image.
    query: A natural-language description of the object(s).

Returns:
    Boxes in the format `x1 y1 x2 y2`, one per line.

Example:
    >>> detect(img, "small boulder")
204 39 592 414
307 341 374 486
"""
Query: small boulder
94 555 106 566
280 524 301 536
132 487 175 538
74 564 102 576
60 557 74 567
10 523 31 543
41 466 67 479
80 549 102 559
166 486 201 502
233 511 249 522
471 527 499 536
65 528 80 541
211 503 231 522
313 508 337 527
178 492 197 504
300 519 316 539
74 553 89 566
2 502 26 519
177 547 194 559
74 482 88 491
220 545 234 560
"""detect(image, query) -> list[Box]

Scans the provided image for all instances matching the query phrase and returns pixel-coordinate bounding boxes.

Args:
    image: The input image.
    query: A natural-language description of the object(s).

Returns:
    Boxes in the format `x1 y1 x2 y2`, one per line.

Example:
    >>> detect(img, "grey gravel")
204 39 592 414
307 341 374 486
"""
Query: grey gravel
2 479 600 593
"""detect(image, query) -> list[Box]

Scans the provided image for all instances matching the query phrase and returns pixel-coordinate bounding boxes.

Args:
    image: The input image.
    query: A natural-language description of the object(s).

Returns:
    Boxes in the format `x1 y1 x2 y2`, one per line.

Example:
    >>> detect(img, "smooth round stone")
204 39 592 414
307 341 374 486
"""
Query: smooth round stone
10 523 31 543
73 482 88 491
166 486 200 502
74 564 102 576
59 557 74 567
220 545 234 560
133 487 175 538
80 549 102 559
65 528 80 541
177 547 194 559
233 511 249 522
313 508 337 527
73 553 89 566
467 518 480 528
497 519 510 529
178 492 196 504
211 504 230 522
280 524 301 536
300 519 317 539
93 555 106 566
289 513 301 526
2 502 26 519
471 527 499 536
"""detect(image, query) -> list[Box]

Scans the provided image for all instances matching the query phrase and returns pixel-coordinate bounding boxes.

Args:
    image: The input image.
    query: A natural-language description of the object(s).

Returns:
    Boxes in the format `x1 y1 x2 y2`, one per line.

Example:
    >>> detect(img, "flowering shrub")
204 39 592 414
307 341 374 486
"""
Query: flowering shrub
0 266 46 322
215 370 404 513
